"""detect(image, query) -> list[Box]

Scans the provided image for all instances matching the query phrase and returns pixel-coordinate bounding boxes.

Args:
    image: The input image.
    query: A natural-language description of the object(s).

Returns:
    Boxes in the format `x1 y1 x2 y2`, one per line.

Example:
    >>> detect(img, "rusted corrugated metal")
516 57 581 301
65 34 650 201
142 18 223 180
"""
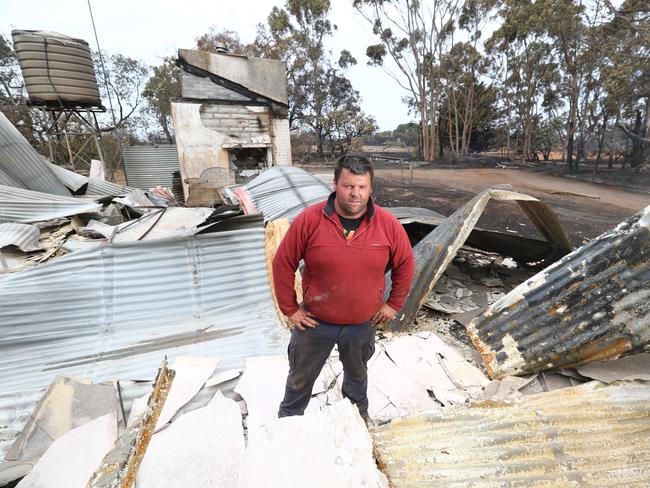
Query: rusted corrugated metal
467 205 650 379
387 186 572 330
372 381 650 487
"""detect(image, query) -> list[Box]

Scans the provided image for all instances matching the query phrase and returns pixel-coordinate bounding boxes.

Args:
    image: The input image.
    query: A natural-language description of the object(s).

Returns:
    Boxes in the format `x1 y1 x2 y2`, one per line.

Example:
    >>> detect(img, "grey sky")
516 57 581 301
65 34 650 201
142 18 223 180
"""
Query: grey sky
3 0 414 131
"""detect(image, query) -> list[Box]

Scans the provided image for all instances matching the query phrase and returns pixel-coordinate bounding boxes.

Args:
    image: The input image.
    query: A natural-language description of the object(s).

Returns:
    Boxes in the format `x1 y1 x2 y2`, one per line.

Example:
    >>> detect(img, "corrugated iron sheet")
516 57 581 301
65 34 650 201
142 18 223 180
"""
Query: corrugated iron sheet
467 205 650 379
0 227 287 460
0 223 41 251
48 162 131 196
239 166 331 222
388 206 571 264
387 186 572 330
0 111 71 196
85 207 215 242
372 380 650 487
0 166 25 189
122 145 181 190
0 184 102 223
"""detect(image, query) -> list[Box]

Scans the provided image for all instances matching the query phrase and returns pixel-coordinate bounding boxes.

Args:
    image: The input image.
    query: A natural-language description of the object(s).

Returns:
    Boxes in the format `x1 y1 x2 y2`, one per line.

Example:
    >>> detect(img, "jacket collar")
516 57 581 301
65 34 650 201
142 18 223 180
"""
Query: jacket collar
324 192 375 220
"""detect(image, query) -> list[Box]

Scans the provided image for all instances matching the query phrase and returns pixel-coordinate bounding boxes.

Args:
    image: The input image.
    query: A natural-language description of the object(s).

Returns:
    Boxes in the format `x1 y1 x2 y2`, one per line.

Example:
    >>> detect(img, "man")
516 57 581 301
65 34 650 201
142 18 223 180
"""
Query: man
272 155 415 421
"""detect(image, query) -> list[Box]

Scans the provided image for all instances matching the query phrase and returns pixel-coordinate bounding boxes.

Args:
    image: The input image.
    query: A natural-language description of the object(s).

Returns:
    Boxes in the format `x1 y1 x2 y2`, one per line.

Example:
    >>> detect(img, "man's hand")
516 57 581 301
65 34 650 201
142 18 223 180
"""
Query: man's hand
288 306 319 331
371 303 397 327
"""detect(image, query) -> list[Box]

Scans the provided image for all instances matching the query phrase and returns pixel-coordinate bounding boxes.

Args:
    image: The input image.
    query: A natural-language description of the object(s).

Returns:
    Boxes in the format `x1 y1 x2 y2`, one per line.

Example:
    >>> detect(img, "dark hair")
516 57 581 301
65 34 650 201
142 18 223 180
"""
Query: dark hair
334 154 374 183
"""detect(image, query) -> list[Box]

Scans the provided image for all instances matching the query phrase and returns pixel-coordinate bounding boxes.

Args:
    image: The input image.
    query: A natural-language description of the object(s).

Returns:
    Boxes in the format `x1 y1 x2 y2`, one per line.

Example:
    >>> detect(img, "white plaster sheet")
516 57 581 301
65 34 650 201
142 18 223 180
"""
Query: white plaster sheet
367 346 440 422
136 391 244 488
156 357 220 431
234 356 288 443
16 413 117 488
238 400 388 488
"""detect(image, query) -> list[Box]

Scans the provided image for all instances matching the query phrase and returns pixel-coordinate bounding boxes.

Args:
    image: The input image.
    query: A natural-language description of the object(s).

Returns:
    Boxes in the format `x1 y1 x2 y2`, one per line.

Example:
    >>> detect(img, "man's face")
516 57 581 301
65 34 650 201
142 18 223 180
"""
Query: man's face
333 168 372 218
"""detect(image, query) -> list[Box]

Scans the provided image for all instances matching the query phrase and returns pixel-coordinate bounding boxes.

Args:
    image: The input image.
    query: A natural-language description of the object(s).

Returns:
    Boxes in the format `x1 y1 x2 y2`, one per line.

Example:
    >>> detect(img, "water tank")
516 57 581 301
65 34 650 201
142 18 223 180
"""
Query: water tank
11 30 103 108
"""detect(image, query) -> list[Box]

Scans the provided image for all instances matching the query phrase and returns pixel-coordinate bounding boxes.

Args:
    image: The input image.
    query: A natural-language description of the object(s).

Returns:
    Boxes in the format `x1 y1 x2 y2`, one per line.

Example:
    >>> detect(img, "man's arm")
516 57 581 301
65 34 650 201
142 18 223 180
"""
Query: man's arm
272 213 319 329
385 220 415 312
371 217 415 326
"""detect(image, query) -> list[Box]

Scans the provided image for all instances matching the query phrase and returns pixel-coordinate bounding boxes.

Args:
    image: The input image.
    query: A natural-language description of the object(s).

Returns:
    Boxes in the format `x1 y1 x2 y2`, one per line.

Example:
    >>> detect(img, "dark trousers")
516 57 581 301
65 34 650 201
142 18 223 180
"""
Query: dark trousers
278 320 376 417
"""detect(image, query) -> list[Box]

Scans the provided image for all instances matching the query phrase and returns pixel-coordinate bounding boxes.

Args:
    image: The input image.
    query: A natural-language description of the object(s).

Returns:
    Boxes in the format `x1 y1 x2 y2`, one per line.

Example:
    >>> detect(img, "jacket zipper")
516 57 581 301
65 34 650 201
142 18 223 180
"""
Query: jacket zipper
323 210 373 245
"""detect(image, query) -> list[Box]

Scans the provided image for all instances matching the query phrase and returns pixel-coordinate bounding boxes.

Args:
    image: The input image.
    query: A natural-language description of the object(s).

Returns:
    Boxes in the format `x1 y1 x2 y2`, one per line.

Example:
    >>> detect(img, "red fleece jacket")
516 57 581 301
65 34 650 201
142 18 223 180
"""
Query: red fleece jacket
272 194 415 325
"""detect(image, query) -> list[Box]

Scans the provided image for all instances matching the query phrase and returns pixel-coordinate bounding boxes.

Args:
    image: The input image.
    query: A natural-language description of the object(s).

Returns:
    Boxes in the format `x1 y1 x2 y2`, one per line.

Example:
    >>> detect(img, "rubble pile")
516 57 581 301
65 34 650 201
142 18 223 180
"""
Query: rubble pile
0 113 649 486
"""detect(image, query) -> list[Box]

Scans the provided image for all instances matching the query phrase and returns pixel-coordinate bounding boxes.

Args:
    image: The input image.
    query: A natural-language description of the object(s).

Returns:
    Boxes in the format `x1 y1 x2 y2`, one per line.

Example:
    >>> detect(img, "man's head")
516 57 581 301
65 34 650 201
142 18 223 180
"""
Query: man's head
333 154 373 218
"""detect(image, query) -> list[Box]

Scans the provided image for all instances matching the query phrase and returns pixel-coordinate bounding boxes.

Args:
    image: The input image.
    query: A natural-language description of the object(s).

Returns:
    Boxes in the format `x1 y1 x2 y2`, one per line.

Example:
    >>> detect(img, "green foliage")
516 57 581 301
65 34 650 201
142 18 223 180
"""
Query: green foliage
142 58 181 143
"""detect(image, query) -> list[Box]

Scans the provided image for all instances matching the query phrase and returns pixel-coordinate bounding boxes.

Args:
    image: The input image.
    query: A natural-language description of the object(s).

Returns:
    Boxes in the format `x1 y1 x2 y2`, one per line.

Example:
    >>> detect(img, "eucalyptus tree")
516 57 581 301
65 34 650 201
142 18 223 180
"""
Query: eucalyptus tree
354 0 464 161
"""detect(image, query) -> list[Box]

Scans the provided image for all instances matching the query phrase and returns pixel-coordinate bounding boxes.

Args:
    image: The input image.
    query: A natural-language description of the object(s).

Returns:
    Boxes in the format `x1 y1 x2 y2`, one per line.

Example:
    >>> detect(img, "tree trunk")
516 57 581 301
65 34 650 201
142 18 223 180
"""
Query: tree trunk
594 111 607 176
566 72 578 172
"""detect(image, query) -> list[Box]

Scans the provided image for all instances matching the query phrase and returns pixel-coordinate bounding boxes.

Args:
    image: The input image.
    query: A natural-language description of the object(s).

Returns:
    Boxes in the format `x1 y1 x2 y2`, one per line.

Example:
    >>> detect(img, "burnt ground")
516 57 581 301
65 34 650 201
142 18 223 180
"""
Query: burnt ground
301 162 650 247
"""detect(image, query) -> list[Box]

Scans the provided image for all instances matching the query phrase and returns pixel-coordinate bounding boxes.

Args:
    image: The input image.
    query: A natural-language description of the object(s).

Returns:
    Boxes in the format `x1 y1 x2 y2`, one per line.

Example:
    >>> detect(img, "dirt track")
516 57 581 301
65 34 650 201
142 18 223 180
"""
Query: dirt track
367 167 650 246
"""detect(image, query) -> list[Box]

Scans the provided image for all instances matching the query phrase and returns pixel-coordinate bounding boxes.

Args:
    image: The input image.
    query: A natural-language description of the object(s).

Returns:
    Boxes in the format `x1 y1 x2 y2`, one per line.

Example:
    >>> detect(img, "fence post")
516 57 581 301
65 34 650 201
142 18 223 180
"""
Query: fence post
409 160 413 185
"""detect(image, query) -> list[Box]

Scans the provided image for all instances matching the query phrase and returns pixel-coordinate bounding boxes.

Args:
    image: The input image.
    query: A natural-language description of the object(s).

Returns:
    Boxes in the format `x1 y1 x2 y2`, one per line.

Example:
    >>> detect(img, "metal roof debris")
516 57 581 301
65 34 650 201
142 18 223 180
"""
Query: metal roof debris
87 359 174 488
84 207 215 243
388 205 569 265
387 186 572 331
0 112 71 196
0 227 287 459
232 166 331 222
0 184 102 223
372 381 650 487
467 204 650 378
0 223 42 251
122 145 181 190
48 162 131 197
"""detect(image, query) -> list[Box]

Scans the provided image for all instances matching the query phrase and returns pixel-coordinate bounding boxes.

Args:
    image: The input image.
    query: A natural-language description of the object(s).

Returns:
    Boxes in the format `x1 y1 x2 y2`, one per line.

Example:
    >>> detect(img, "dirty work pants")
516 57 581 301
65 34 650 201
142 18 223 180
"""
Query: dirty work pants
278 320 375 418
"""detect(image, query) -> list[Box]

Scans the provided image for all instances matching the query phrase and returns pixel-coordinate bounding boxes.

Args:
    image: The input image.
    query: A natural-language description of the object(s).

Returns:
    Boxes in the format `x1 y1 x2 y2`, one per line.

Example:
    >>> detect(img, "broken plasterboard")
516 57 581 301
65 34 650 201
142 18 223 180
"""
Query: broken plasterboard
2 376 121 485
16 413 118 488
136 391 244 488
238 399 388 488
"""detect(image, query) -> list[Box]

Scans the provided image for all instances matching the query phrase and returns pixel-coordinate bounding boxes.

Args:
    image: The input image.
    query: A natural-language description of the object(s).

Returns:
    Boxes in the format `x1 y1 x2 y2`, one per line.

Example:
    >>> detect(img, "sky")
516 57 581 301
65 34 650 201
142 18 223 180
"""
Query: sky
2 0 415 131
